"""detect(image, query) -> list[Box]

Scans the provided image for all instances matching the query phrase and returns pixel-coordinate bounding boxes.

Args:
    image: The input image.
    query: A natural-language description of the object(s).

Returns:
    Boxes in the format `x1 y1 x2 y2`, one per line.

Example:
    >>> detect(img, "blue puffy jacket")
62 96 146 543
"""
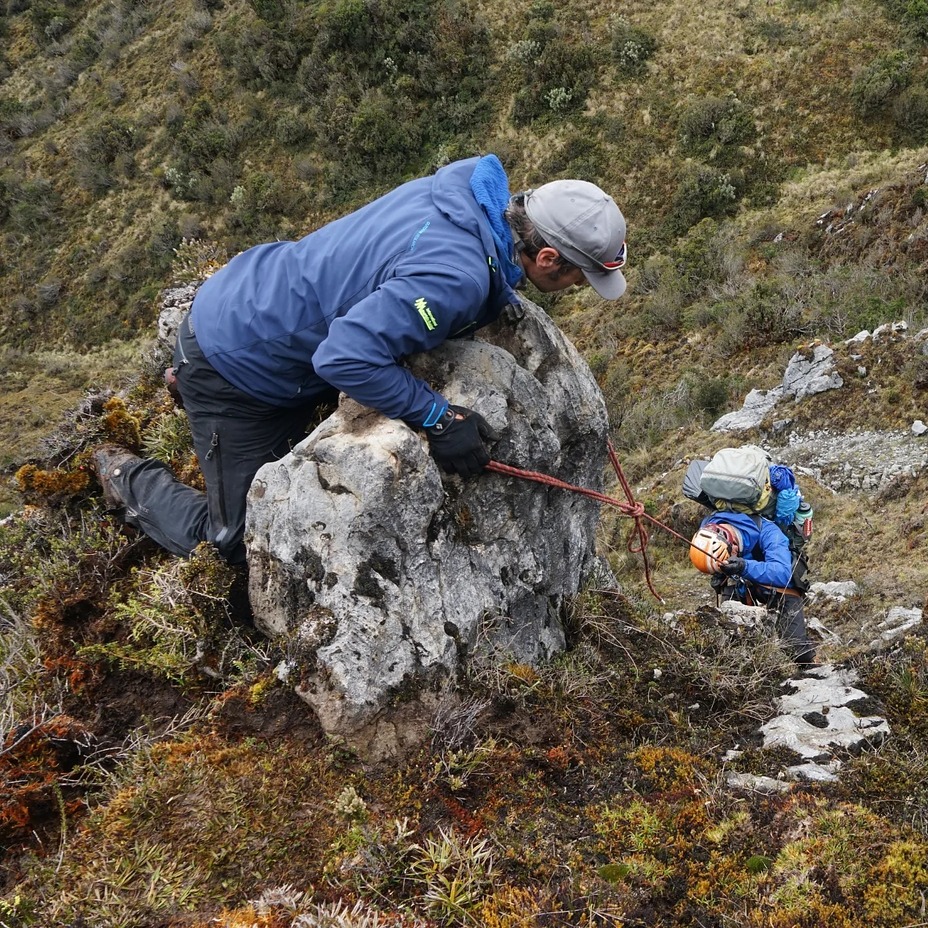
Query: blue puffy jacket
702 511 793 588
190 157 521 427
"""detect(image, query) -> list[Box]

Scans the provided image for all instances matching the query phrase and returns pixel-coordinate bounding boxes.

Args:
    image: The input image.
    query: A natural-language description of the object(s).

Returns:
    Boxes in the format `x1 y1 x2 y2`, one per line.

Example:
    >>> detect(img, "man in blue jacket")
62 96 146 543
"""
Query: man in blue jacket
689 512 816 666
93 154 628 565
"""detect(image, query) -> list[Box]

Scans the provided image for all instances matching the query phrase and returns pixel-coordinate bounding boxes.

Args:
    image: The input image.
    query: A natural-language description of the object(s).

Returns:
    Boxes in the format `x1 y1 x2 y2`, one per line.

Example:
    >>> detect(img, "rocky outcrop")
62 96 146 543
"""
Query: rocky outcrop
722 580 925 790
756 664 890 782
709 387 783 433
727 662 891 791
712 344 842 432
775 428 928 493
703 323 928 491
156 282 200 348
780 344 844 402
245 300 609 759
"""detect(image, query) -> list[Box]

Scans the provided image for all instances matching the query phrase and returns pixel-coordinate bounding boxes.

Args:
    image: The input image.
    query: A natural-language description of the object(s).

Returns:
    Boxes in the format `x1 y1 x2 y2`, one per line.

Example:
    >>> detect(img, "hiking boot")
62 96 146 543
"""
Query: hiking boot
92 445 141 510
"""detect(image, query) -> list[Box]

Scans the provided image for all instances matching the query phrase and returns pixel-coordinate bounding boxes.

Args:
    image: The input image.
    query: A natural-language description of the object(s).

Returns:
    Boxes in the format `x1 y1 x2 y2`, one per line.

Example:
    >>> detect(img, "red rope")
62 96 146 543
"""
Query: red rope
488 446 809 606
486 440 685 602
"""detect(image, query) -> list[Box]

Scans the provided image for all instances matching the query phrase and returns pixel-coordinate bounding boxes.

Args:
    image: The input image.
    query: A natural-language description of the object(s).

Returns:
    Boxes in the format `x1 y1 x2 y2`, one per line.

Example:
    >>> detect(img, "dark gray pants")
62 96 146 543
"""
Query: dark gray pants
112 317 335 565
721 583 816 666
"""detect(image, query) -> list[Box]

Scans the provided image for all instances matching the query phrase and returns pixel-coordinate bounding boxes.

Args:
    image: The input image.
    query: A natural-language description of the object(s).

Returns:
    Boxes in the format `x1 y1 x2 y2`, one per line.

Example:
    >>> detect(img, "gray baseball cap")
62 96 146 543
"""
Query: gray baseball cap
524 180 627 299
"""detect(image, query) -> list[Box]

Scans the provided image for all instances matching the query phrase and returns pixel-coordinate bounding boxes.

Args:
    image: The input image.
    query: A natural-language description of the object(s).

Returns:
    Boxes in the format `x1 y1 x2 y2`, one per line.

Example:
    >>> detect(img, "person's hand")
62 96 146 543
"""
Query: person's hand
720 556 746 577
425 405 500 477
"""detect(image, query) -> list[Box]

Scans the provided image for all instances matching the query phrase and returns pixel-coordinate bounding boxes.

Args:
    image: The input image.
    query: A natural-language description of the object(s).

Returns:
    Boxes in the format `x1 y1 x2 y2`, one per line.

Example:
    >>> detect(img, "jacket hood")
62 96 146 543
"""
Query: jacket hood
430 157 505 266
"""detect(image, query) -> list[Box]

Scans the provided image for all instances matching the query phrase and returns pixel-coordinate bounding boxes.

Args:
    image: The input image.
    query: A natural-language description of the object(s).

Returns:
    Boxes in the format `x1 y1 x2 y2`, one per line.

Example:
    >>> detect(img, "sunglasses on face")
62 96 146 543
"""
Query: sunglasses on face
601 240 627 271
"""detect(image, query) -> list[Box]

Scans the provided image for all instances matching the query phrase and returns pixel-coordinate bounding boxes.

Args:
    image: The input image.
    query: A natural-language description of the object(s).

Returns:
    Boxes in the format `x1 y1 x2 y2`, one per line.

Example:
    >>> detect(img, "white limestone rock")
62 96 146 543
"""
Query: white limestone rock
711 387 785 432
156 283 200 349
808 581 859 602
718 599 770 629
786 761 841 782
726 772 792 793
868 606 923 649
781 345 844 402
759 664 889 761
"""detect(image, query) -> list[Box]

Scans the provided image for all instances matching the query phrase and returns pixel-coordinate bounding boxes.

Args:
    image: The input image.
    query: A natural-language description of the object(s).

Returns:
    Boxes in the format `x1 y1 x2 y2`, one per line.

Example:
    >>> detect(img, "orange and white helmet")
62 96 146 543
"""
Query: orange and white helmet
689 523 742 574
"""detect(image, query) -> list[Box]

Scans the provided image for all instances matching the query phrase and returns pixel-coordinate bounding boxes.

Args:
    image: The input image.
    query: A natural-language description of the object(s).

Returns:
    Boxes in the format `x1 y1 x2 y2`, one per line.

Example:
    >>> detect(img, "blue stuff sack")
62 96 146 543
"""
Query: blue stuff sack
774 486 801 528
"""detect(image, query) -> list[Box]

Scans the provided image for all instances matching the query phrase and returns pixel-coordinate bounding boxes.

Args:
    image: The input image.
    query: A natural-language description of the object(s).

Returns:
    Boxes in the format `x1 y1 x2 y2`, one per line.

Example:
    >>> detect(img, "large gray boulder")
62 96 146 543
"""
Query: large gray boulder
245 300 609 759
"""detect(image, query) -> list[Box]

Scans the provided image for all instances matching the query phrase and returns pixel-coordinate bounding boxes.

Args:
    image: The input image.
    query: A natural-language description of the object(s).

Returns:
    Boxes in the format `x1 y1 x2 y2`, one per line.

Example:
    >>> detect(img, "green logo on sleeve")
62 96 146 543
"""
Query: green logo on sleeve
415 297 437 331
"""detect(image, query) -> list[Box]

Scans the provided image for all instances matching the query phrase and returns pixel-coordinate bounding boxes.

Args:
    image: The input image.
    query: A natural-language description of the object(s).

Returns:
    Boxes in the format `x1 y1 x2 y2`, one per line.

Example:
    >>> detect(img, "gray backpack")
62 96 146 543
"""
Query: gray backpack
685 445 774 514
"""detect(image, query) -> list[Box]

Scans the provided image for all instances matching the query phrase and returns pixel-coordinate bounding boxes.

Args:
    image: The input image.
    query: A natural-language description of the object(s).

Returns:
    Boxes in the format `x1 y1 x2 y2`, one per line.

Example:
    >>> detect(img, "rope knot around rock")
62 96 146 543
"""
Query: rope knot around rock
487 444 672 601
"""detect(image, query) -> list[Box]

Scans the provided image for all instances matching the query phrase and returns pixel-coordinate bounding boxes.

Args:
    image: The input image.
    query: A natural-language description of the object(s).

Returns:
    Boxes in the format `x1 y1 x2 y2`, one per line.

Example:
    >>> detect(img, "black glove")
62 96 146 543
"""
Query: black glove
425 405 499 477
720 556 746 577
709 572 728 592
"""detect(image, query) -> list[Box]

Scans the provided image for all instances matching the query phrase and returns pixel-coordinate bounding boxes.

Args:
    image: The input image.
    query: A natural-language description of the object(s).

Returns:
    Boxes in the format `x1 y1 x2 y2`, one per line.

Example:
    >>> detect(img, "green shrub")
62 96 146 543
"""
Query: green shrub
250 0 287 19
540 133 607 181
715 281 804 354
668 164 740 235
892 83 928 136
177 9 213 53
314 0 372 53
285 0 493 190
678 96 755 157
0 95 31 140
145 214 182 268
274 111 313 146
71 116 139 194
28 0 77 44
876 0 928 39
192 157 238 205
229 171 288 233
511 36 596 124
0 510 128 619
505 38 542 66
2 174 60 235
690 375 733 420
238 19 305 86
746 18 798 50
669 218 736 299
174 103 240 166
610 16 657 75
638 290 684 335
312 86 425 193
527 0 555 19
851 51 912 115
69 29 102 68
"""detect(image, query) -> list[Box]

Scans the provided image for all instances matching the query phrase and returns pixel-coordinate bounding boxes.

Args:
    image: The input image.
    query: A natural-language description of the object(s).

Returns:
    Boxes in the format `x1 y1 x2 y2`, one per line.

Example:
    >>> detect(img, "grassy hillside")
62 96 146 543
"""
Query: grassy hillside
3 0 928 491
1 0 925 346
3 0 928 925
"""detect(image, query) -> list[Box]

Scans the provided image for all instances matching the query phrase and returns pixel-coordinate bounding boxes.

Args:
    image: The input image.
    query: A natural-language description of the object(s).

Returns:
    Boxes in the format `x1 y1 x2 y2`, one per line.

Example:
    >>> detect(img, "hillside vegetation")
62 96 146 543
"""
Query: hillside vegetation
2 0 928 926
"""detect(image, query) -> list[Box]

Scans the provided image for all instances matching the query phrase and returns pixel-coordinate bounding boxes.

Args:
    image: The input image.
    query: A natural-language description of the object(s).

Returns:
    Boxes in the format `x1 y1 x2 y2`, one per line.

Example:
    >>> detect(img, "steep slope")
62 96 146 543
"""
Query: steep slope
3 1 928 925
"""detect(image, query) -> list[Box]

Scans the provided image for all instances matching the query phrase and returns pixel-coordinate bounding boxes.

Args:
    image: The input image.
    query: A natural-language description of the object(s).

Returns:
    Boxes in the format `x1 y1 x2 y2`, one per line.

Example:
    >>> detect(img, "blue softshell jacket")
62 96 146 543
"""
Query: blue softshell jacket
702 511 793 588
190 157 521 428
